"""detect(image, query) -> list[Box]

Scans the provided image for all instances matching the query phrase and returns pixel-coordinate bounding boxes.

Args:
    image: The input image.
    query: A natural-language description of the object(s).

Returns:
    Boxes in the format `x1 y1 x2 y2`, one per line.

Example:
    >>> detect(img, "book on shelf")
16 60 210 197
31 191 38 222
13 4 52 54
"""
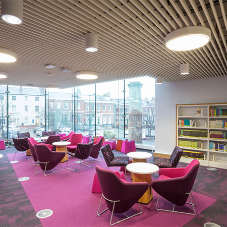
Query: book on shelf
179 140 203 149
209 107 227 116
178 129 208 138
209 141 227 152
182 150 205 160
178 119 195 127
196 108 203 116
209 120 227 128
209 130 227 140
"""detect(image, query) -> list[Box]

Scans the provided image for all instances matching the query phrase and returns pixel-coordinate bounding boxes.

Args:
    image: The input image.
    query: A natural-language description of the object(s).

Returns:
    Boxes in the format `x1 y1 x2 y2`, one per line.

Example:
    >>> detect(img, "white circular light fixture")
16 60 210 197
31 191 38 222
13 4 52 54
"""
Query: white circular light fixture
1 0 23 25
76 71 98 80
0 71 7 79
0 48 17 63
85 33 98 52
180 63 189 75
165 26 211 51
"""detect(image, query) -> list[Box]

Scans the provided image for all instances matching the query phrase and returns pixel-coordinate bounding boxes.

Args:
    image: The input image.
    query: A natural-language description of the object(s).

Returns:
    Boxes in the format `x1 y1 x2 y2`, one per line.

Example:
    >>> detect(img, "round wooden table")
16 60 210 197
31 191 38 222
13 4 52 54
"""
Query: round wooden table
52 141 71 163
126 162 159 204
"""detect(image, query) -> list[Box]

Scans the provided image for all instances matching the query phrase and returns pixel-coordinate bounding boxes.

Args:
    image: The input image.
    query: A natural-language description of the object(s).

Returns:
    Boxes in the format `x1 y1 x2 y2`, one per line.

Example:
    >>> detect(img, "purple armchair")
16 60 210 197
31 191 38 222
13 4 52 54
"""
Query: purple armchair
28 137 53 164
101 144 129 170
34 144 65 176
12 137 30 161
42 135 61 150
67 142 94 172
90 136 103 159
153 146 183 168
42 131 56 137
151 159 200 215
96 166 148 225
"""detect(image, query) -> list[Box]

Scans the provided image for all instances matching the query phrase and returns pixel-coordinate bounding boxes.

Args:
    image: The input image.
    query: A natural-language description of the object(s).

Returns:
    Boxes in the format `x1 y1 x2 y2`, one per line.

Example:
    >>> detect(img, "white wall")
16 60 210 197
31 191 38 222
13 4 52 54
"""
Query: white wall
155 76 227 154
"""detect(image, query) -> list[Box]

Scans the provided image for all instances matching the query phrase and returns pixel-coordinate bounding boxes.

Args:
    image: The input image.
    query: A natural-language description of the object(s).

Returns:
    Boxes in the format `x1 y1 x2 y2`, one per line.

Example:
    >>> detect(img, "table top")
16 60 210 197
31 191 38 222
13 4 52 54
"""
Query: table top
126 163 159 174
41 136 48 140
52 141 71 146
127 151 152 159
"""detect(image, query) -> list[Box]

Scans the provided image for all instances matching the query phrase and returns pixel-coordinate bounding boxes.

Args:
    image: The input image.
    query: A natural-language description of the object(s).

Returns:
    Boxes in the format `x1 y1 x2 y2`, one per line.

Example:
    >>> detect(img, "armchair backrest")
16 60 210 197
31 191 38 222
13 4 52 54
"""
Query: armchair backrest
13 137 29 151
75 142 94 159
96 166 148 213
45 135 61 145
94 136 102 145
169 146 183 167
34 144 52 162
90 137 103 159
17 132 30 138
69 133 83 145
28 137 39 161
101 144 114 166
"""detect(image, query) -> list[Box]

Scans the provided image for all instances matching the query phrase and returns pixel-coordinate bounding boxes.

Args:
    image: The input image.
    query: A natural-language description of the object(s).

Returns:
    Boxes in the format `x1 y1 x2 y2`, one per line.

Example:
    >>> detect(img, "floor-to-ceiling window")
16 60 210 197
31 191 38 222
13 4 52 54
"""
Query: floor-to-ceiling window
74 85 95 136
96 80 124 139
0 85 7 140
8 86 45 138
2 77 155 148
47 88 73 135
125 77 155 147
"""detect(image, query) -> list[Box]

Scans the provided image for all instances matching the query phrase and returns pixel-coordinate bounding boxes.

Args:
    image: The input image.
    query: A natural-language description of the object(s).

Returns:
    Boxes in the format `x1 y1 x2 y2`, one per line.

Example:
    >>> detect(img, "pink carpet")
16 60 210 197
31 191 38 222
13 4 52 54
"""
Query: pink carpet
8 153 216 227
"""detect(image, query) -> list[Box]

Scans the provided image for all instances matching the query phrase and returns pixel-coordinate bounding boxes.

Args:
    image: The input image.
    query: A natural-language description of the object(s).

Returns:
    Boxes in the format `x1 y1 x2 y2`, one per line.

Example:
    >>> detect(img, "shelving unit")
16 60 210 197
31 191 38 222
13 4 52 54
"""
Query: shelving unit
177 103 227 169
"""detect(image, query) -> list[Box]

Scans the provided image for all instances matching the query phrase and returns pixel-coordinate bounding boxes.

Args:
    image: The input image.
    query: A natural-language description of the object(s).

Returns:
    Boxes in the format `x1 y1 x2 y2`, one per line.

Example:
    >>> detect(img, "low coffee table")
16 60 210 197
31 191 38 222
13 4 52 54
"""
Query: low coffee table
126 162 159 204
52 141 71 163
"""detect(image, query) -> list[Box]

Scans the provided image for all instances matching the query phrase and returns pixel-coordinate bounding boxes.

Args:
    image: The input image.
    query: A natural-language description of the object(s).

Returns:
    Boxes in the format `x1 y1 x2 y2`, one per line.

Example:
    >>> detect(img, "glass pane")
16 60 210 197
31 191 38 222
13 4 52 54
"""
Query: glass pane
125 77 155 148
75 85 95 137
47 88 73 135
0 85 7 141
8 86 45 139
96 80 124 140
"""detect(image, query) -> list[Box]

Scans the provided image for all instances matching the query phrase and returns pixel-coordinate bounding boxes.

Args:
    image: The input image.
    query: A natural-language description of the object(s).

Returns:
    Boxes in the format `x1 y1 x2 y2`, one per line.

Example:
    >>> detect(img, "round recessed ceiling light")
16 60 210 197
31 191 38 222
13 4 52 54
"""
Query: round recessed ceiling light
76 71 98 80
0 48 17 63
0 71 7 79
165 26 211 51
1 0 23 25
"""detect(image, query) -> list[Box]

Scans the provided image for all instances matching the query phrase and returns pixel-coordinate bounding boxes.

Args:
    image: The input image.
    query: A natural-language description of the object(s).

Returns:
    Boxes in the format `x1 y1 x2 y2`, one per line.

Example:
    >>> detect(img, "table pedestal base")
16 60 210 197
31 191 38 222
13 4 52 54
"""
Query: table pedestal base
56 146 68 163
131 158 147 179
133 173 152 205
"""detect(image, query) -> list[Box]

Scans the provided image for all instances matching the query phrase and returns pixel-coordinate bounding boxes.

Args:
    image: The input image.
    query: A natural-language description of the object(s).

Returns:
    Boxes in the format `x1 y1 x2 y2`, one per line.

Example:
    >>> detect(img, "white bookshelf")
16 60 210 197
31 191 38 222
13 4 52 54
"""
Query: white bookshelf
177 103 227 169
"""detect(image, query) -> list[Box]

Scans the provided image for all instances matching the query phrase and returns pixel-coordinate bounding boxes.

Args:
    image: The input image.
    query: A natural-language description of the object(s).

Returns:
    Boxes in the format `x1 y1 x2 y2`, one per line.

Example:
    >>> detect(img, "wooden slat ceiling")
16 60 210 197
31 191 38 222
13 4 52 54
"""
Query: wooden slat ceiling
0 0 226 88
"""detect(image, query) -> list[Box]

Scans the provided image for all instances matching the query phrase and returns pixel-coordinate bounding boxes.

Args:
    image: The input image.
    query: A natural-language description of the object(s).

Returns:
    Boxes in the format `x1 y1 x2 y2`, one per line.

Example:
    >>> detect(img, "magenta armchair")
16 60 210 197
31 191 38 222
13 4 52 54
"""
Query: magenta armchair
121 140 136 154
67 133 83 153
61 131 74 141
151 159 200 215
95 166 148 225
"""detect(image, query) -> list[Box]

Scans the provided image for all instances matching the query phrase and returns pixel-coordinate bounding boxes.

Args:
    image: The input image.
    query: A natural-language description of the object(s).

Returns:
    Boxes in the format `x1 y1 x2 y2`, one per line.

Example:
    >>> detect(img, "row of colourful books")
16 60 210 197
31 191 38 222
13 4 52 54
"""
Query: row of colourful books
209 131 227 140
178 129 208 138
182 150 205 160
179 119 196 127
209 120 227 128
209 142 227 152
209 107 227 116
178 140 203 149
